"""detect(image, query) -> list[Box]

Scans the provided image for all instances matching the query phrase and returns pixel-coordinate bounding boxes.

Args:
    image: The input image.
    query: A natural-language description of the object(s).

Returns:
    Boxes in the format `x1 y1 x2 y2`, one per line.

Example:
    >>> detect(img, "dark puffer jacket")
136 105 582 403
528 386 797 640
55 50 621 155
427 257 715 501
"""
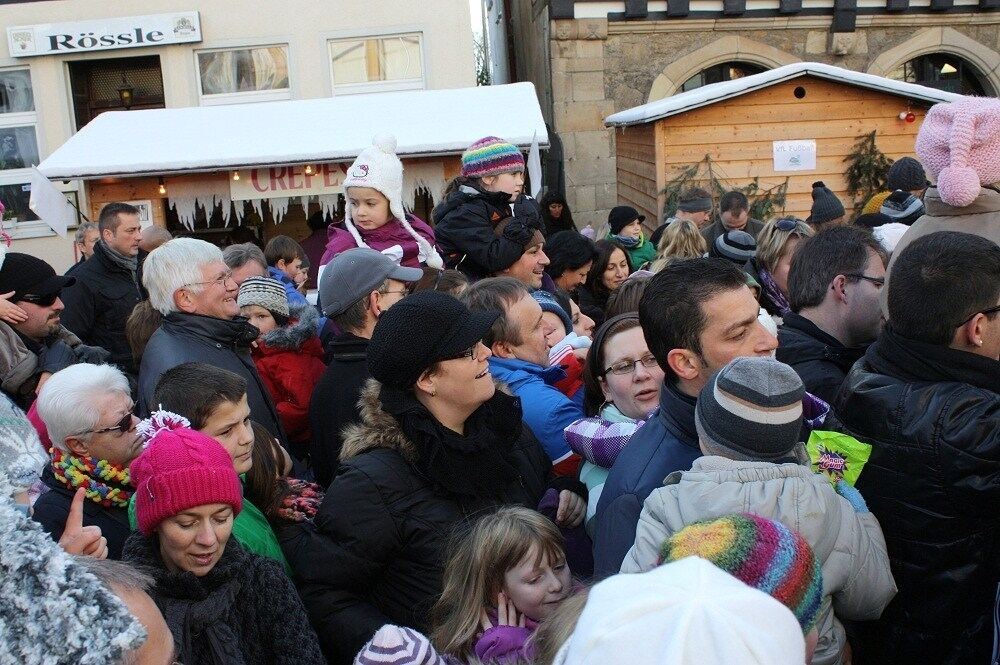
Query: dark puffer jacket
137 312 287 449
776 312 867 404
59 242 147 376
291 380 577 664
836 328 1000 665
122 532 325 665
433 183 541 280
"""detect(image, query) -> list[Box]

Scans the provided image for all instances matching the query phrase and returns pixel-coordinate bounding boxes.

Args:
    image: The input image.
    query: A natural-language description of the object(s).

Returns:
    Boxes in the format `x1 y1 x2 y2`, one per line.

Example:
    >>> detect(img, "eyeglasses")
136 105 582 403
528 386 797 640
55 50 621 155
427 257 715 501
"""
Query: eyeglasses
18 292 60 307
960 303 1000 325
844 273 885 288
774 218 800 232
80 410 135 436
441 345 478 362
183 270 235 289
604 354 659 376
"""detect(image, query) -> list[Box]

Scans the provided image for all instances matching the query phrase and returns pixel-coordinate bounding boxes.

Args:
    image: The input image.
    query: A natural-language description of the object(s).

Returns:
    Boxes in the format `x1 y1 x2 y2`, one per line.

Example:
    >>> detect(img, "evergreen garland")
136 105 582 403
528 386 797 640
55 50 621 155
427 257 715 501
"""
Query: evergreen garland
843 131 893 212
659 155 788 223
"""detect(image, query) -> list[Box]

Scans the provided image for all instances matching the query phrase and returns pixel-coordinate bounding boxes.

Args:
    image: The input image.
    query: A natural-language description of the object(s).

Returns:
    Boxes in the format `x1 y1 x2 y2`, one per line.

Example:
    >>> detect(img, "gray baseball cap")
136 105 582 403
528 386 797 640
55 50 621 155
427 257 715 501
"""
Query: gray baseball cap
319 248 424 317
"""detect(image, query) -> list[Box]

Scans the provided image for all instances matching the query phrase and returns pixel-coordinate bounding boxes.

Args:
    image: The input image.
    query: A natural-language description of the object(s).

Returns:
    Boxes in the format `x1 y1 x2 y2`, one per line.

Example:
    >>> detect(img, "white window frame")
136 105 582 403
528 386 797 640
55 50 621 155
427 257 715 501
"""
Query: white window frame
194 44 292 106
0 65 52 236
327 32 426 95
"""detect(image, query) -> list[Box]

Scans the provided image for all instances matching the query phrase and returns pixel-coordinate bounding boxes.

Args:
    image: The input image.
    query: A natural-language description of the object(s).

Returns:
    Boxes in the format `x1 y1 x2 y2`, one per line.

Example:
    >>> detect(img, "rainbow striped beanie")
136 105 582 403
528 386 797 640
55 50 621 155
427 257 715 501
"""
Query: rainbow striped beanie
659 513 823 633
461 136 525 178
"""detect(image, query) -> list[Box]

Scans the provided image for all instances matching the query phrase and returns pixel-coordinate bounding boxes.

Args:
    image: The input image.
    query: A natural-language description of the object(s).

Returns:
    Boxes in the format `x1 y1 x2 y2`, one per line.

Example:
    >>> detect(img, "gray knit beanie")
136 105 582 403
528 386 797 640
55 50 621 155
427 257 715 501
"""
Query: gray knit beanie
710 230 757 265
886 157 928 192
237 276 289 317
808 181 846 225
0 393 46 495
695 357 806 463
0 473 147 664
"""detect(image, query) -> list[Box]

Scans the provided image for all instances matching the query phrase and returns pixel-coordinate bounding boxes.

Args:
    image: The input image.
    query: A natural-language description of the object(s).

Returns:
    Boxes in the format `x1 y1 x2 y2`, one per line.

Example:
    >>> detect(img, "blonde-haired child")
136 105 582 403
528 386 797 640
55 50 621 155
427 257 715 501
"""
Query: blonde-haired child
432 506 574 663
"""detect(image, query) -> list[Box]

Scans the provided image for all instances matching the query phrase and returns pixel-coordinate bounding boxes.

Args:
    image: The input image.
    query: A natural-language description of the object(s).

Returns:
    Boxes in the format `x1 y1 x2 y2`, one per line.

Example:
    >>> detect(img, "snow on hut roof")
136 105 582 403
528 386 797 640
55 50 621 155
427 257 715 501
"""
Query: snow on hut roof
38 83 549 180
605 62 964 128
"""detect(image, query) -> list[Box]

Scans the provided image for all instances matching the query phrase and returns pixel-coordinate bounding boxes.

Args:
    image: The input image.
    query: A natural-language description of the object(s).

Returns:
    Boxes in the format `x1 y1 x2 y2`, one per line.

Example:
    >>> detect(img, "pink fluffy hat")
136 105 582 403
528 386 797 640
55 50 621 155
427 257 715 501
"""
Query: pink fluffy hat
916 97 1000 208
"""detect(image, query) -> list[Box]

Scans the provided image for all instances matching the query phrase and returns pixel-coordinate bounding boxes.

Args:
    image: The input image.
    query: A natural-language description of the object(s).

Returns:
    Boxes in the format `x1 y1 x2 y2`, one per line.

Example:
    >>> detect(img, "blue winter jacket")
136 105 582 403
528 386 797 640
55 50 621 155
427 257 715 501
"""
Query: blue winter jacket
592 380 700 578
266 267 327 334
488 356 583 467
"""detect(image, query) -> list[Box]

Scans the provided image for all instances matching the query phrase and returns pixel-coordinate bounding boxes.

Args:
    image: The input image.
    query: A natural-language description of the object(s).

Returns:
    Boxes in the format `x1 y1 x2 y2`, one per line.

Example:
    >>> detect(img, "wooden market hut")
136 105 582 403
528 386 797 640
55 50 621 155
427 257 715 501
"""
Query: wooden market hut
36 82 548 245
605 62 961 223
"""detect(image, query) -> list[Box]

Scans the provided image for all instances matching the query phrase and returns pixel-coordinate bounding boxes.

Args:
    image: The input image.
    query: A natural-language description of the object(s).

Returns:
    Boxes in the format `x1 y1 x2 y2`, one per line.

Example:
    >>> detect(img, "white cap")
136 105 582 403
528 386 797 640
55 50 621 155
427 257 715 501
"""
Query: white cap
554 557 805 665
342 134 443 269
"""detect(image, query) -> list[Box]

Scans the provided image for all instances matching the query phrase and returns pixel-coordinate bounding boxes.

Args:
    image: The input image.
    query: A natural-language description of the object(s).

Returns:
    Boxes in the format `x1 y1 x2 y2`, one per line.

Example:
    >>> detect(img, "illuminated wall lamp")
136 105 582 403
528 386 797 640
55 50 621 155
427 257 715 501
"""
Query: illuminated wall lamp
157 177 166 195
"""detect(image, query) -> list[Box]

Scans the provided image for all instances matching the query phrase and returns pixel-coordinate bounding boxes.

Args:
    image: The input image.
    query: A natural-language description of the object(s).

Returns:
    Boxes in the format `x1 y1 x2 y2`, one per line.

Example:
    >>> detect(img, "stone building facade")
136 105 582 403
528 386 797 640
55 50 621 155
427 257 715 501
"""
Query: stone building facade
509 0 1000 230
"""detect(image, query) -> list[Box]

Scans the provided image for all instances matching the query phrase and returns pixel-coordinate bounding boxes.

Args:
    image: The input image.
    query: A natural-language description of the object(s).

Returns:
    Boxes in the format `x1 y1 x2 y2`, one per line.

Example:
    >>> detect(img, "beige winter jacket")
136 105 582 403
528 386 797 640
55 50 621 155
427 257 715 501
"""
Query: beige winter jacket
883 185 1000 315
621 456 896 665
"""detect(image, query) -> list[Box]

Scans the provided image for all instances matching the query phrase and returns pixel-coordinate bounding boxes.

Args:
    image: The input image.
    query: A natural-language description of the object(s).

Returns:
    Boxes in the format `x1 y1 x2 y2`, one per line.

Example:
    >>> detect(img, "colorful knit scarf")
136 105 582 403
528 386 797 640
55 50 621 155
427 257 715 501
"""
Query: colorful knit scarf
50 447 133 508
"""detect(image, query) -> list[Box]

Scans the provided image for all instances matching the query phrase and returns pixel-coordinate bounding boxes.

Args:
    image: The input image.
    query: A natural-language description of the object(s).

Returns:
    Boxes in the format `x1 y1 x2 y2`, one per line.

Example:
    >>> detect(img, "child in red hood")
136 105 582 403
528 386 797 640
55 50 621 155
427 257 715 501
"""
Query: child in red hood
238 277 326 451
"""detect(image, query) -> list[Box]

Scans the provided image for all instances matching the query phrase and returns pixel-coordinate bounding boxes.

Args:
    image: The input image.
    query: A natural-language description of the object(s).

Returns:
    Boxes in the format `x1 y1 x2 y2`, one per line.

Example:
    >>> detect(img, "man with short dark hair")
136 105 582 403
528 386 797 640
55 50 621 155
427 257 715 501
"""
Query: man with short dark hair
309 248 422 488
61 202 147 377
701 191 765 245
592 258 779 577
777 226 887 402
223 242 268 286
464 276 585 477
837 231 1000 664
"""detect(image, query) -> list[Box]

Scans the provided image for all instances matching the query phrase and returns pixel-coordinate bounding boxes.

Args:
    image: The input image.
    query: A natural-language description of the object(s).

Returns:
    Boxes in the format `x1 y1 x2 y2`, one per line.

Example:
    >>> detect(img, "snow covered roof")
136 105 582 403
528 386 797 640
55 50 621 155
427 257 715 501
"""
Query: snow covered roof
38 83 549 180
605 62 964 127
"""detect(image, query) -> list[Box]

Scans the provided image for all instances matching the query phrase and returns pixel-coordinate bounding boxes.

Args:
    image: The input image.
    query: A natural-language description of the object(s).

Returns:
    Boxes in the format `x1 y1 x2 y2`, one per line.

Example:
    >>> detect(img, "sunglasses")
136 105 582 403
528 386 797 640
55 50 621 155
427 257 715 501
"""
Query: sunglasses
774 218 800 232
85 411 135 436
18 292 60 307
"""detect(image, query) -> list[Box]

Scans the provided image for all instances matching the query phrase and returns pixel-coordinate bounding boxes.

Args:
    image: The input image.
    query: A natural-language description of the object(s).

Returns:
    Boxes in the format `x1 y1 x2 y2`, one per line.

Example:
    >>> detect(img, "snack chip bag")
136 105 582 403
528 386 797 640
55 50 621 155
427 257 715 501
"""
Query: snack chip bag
807 429 872 487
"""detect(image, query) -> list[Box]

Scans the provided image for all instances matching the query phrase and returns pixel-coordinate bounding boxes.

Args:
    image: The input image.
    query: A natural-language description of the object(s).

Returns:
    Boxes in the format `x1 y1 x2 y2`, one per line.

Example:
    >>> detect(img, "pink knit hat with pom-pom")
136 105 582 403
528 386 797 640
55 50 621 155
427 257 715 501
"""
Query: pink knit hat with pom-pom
915 97 1000 208
130 410 243 535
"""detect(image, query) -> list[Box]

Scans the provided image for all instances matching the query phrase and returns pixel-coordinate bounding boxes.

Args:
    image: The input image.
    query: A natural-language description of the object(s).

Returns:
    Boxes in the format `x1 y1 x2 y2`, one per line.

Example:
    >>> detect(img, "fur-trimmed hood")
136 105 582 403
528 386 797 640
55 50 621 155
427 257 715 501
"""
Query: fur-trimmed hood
339 379 515 464
260 303 319 351
340 379 420 464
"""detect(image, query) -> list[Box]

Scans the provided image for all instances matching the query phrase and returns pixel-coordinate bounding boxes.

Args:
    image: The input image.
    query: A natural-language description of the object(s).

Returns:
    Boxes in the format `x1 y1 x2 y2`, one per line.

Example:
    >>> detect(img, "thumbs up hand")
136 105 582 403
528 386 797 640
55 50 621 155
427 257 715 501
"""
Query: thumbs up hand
58 487 108 559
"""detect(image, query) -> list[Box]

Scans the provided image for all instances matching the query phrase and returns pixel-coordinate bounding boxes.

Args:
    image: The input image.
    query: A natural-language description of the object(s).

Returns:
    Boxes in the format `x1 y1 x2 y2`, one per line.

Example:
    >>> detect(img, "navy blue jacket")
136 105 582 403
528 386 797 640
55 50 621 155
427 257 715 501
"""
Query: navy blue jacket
592 380 700 578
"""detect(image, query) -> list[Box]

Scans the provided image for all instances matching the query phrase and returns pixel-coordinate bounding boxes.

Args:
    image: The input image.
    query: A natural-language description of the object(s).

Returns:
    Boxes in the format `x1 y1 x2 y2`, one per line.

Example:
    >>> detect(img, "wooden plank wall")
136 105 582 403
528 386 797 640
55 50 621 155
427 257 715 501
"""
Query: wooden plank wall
615 123 659 226
652 76 927 220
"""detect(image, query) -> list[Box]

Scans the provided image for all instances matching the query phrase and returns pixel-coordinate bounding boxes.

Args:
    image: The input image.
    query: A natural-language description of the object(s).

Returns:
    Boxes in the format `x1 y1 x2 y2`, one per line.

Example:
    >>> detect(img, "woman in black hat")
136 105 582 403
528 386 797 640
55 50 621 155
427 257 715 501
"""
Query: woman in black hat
289 291 586 664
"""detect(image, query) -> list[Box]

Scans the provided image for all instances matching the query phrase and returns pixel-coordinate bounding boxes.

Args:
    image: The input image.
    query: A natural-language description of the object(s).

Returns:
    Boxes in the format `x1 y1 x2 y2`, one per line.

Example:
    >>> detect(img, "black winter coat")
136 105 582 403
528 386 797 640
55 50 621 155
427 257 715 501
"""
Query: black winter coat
309 333 370 490
122 532 326 665
291 380 573 664
31 467 132 560
138 312 287 447
433 184 541 280
59 242 147 376
836 328 1000 665
776 312 867 404
576 286 609 328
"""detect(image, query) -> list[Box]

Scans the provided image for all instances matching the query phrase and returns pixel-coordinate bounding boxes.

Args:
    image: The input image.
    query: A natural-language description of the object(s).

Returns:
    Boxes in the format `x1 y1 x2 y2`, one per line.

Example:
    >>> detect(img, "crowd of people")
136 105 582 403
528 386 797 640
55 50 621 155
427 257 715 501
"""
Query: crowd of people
0 95 998 665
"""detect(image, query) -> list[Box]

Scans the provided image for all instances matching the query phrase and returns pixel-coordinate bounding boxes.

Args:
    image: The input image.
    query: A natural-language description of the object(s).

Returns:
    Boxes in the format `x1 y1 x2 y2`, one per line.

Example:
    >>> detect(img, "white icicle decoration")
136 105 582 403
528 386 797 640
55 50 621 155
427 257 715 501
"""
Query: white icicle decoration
269 197 290 224
318 194 339 220
171 198 199 231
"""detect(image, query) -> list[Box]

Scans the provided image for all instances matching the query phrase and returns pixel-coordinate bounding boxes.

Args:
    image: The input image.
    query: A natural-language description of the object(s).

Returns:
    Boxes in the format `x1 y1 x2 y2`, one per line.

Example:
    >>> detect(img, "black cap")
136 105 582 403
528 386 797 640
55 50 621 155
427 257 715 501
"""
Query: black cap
608 205 645 235
0 253 75 300
368 291 500 390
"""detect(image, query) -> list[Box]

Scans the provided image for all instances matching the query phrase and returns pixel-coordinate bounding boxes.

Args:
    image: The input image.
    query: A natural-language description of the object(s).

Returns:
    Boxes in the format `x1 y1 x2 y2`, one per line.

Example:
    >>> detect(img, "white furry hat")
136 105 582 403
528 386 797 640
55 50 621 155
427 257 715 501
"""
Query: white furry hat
0 394 46 495
0 474 147 663
343 135 444 269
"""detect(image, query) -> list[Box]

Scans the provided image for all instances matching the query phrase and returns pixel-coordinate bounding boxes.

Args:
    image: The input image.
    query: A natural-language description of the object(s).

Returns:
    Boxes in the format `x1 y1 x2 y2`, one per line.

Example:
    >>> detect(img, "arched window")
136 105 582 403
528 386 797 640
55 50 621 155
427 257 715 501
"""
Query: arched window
679 61 767 93
888 54 991 95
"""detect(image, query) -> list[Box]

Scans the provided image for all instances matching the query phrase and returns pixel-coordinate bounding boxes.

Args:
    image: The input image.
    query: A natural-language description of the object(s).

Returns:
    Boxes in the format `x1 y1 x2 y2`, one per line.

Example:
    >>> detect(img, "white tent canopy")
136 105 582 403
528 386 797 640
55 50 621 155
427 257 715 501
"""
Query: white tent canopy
38 82 549 180
605 62 963 127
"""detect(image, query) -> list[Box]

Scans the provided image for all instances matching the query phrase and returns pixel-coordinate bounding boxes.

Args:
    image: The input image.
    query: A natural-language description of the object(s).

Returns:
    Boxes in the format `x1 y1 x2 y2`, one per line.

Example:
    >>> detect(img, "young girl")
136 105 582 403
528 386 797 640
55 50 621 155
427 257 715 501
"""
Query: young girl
320 134 443 269
433 136 544 280
606 206 656 270
433 506 574 664
237 276 326 451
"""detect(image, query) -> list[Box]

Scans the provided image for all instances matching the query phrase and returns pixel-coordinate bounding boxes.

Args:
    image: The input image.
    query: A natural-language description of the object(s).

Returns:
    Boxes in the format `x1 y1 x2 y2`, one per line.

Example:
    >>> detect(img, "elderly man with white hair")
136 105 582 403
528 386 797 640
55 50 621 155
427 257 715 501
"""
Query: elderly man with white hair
137 237 286 445
32 363 140 560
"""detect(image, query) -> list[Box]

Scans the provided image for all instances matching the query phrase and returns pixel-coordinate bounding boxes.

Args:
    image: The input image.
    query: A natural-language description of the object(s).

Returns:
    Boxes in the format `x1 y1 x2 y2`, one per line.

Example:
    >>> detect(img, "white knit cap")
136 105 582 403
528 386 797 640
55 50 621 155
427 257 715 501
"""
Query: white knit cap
343 134 444 269
553 557 805 665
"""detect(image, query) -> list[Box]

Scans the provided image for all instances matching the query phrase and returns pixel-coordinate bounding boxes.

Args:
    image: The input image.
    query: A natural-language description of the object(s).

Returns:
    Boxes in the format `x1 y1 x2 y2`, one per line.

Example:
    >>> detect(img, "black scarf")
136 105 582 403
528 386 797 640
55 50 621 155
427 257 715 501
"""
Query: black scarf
380 386 521 501
868 326 1000 394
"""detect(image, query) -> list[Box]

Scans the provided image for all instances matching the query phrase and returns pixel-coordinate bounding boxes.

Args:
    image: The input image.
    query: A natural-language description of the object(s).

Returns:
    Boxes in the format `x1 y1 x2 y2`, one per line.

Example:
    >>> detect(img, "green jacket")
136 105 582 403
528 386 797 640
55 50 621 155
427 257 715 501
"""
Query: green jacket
608 232 657 270
127 483 290 573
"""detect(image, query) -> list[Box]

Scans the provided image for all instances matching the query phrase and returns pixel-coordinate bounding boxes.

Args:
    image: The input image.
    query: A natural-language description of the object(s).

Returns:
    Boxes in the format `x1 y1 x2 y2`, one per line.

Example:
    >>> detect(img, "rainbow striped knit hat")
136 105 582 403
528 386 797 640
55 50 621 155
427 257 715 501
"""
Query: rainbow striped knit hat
658 513 823 633
461 136 526 178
